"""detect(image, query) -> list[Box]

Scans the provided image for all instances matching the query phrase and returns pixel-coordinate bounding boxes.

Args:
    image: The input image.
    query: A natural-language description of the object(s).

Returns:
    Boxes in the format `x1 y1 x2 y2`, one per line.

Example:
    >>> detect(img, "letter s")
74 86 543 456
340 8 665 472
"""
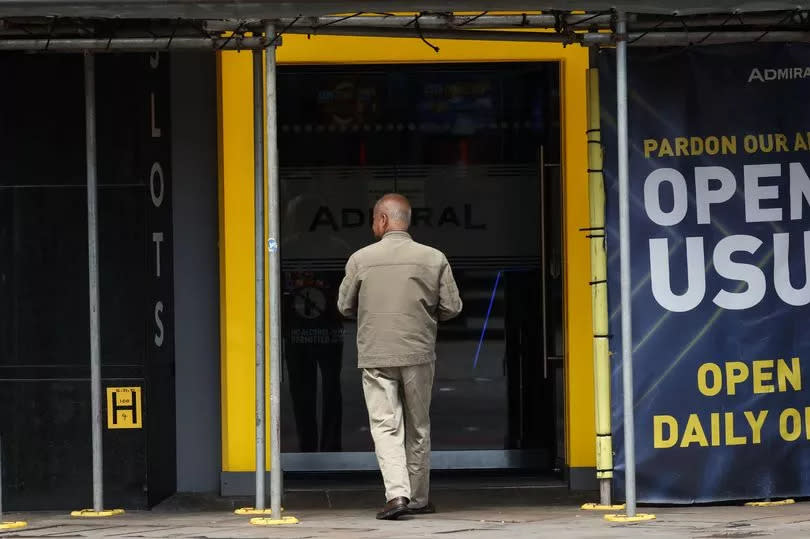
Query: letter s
154 301 164 347
713 235 765 310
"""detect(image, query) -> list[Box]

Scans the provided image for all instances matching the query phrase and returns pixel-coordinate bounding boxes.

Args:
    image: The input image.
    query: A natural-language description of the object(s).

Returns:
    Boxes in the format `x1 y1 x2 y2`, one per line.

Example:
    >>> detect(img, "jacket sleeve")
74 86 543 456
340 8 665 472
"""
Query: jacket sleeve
337 256 361 318
438 256 463 321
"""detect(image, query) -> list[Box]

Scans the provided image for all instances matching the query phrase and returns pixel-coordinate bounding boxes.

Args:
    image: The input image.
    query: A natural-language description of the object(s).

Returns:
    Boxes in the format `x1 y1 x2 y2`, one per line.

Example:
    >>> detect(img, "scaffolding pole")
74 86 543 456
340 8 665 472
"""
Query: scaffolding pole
264 22 282 521
69 49 123 522
615 12 637 518
281 25 581 44
0 29 589 52
252 47 267 513
246 22 298 528
0 37 268 50
85 51 104 514
266 13 615 29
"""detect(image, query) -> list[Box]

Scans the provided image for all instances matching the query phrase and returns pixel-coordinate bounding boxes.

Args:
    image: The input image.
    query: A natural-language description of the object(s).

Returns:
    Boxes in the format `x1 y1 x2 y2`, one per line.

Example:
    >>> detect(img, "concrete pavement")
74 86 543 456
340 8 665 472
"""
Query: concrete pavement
2 498 809 538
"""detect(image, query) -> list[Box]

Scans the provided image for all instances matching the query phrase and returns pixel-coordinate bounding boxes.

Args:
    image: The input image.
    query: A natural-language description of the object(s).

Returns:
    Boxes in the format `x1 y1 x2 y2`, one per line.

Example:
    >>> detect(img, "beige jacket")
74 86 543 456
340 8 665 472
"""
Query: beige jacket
338 231 462 368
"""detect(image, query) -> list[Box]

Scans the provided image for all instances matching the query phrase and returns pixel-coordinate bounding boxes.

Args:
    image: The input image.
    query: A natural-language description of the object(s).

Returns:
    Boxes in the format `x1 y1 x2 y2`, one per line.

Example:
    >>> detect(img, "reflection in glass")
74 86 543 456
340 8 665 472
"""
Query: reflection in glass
282 195 349 452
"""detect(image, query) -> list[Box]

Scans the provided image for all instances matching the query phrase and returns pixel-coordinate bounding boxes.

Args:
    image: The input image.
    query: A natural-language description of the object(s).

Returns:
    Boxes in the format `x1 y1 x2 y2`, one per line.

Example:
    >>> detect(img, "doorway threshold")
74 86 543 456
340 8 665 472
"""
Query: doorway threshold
161 471 588 512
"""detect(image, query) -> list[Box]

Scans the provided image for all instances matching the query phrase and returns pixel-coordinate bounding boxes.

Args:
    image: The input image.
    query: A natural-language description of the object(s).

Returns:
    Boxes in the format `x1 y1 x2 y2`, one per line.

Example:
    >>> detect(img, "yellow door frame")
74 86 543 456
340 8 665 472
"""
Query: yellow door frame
216 34 595 480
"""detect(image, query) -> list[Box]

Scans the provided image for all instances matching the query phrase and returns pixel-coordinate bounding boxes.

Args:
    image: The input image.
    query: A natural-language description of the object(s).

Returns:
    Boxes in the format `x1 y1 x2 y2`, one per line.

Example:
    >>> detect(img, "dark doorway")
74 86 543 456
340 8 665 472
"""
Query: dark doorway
276 62 564 473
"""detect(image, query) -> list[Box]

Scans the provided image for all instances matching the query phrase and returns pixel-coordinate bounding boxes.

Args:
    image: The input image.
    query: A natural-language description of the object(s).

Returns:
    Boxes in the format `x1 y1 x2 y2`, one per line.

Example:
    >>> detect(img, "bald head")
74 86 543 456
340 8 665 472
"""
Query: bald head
376 194 412 226
372 193 411 239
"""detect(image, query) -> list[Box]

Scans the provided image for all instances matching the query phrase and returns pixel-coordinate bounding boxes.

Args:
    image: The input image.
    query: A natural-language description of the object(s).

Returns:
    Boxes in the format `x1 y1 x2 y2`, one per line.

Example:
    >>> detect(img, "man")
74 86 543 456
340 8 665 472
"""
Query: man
338 193 462 520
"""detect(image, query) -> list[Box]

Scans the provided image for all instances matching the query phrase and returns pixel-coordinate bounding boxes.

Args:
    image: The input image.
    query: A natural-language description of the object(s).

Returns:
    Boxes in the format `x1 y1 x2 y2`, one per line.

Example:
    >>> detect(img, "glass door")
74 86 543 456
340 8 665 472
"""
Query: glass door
276 62 564 471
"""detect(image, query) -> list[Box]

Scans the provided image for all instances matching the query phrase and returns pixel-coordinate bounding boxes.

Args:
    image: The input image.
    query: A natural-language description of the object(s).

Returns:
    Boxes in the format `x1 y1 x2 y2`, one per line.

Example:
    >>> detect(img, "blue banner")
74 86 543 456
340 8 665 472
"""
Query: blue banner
600 43 810 503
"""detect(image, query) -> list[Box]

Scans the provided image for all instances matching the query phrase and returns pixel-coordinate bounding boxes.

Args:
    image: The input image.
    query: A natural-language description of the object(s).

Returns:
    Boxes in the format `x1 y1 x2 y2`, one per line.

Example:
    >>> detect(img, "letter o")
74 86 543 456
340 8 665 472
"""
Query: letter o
780 408 802 442
698 363 722 396
743 135 758 153
644 168 688 226
150 162 164 208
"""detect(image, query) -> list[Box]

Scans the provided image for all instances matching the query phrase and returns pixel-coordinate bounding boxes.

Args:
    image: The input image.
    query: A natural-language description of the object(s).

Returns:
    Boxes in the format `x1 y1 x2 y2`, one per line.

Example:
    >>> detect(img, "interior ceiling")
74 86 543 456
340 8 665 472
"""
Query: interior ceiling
0 0 808 19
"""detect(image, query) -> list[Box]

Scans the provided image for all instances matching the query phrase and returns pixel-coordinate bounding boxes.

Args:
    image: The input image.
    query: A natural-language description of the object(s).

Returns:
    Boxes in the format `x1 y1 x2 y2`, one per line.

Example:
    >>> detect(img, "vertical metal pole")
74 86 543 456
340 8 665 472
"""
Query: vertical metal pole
264 22 283 520
252 49 267 512
615 12 637 518
85 51 104 513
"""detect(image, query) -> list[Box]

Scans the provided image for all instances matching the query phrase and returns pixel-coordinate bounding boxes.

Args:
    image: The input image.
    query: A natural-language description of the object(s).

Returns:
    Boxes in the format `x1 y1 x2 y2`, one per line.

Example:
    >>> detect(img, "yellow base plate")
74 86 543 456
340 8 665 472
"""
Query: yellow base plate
582 503 626 511
604 513 657 523
234 507 282 515
745 499 795 507
0 521 28 530
71 509 125 518
250 516 300 526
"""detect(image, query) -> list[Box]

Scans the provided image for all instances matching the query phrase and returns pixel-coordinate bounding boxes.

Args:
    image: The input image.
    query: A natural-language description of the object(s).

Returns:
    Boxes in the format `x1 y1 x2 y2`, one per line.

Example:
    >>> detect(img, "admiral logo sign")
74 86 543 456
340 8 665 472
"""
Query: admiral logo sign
748 66 810 83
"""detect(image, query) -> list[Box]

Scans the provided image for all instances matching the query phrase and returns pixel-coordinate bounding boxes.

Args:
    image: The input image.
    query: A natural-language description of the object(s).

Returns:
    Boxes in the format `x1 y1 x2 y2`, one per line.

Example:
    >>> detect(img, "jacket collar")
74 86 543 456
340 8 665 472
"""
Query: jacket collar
382 230 412 240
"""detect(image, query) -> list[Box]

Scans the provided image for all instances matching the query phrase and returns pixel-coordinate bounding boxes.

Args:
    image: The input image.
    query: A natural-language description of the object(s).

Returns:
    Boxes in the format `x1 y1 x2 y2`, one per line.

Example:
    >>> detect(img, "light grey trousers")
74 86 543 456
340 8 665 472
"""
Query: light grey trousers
362 361 435 508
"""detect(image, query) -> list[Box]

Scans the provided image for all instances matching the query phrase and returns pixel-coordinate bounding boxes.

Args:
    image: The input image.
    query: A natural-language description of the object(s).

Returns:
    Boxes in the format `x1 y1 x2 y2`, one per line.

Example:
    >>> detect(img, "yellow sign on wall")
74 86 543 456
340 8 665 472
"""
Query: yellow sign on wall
106 387 143 429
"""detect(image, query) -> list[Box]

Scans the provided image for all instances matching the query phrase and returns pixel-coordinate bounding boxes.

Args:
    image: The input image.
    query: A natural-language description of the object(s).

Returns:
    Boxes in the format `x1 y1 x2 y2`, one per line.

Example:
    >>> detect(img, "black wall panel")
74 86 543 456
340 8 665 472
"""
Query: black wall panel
0 52 175 510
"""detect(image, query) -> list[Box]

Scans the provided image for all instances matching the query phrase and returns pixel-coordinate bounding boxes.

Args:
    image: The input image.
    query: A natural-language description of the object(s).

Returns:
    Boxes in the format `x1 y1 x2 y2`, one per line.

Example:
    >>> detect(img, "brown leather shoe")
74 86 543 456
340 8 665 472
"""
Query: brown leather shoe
376 496 411 520
409 501 436 515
